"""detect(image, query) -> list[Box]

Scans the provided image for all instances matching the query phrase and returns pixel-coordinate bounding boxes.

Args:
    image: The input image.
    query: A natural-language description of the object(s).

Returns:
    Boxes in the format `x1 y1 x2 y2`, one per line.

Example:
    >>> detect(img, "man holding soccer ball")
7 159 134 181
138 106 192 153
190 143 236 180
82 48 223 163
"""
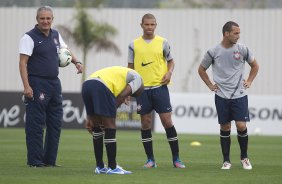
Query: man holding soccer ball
198 21 259 170
19 6 83 168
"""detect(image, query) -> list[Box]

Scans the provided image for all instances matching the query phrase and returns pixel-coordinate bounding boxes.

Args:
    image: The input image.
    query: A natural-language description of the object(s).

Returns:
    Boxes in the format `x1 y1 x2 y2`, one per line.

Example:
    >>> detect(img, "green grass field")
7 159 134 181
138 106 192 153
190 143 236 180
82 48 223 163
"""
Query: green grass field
0 128 281 184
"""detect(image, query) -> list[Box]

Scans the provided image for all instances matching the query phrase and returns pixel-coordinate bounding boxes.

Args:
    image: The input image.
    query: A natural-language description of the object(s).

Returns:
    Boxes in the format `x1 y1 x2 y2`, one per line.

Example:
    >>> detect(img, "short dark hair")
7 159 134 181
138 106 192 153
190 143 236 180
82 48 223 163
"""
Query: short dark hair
141 13 156 23
222 21 239 35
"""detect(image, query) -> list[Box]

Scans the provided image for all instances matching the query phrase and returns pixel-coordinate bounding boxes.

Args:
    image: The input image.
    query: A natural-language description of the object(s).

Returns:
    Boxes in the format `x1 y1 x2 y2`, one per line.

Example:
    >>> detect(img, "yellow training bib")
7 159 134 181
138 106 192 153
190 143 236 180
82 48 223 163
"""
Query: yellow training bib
133 35 167 87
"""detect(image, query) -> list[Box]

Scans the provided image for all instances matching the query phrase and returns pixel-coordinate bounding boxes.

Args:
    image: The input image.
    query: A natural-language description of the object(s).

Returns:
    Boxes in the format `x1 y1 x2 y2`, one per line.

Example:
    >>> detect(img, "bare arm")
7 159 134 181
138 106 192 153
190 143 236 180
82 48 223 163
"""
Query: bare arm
161 60 174 85
244 59 259 88
125 63 136 104
69 51 83 74
198 65 218 92
19 54 33 98
128 63 134 69
116 85 132 107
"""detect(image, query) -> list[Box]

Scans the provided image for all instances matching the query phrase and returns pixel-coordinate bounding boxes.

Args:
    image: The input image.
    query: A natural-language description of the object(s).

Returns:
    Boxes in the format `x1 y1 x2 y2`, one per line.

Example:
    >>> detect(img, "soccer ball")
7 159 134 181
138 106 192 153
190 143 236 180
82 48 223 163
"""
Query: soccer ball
58 48 72 67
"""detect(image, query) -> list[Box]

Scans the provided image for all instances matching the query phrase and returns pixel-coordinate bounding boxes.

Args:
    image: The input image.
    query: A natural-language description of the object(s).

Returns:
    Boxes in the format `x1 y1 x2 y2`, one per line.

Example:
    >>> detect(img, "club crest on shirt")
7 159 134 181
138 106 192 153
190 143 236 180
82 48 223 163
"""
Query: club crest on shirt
137 104 142 112
53 38 58 45
39 93 45 101
233 51 241 60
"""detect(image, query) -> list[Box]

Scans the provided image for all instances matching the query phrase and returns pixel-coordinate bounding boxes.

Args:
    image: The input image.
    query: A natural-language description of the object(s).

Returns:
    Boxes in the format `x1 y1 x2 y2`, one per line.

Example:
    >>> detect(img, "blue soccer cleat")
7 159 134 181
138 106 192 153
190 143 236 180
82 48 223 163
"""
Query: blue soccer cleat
143 159 157 168
94 166 108 174
116 165 133 174
173 159 186 168
106 165 132 174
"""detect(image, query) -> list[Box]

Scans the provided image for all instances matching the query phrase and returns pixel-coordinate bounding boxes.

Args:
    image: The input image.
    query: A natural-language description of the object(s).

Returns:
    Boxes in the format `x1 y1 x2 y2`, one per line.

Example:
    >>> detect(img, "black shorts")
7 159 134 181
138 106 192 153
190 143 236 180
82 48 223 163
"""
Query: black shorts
136 85 172 115
81 80 116 118
215 94 250 124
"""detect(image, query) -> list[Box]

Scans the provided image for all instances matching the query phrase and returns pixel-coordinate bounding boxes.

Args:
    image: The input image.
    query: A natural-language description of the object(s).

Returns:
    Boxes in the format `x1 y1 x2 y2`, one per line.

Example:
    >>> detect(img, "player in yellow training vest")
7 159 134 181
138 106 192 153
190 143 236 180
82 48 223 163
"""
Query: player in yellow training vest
82 66 144 174
128 13 185 169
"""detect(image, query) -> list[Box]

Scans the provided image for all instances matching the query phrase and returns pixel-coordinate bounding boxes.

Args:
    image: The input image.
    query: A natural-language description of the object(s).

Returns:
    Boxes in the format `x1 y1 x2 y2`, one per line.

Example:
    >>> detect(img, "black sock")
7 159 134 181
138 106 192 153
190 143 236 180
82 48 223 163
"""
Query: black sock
237 128 248 159
220 130 231 162
165 126 179 161
141 129 154 160
104 128 116 169
92 126 104 168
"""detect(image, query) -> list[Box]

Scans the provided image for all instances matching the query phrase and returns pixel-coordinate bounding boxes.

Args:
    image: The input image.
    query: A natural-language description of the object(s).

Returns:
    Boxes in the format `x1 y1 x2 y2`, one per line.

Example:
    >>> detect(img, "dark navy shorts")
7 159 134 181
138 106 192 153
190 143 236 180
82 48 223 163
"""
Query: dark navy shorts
215 94 250 124
136 85 172 115
81 80 116 118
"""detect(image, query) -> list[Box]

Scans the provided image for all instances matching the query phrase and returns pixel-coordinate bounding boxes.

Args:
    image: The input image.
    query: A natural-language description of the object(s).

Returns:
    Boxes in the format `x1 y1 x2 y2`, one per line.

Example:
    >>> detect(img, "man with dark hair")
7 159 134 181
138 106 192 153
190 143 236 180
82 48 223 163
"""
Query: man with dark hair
222 21 239 35
128 13 185 169
198 21 259 170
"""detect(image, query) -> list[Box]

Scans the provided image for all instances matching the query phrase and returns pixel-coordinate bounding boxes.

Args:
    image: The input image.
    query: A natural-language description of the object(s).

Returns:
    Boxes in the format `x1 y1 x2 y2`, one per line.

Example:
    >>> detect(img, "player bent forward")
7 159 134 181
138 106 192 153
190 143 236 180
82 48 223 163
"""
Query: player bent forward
81 66 144 174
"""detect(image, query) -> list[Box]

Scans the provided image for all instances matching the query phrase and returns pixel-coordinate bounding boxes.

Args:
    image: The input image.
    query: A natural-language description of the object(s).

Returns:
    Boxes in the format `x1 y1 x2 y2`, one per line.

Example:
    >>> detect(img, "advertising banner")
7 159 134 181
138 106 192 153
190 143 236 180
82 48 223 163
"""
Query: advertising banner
0 91 141 130
154 93 282 135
